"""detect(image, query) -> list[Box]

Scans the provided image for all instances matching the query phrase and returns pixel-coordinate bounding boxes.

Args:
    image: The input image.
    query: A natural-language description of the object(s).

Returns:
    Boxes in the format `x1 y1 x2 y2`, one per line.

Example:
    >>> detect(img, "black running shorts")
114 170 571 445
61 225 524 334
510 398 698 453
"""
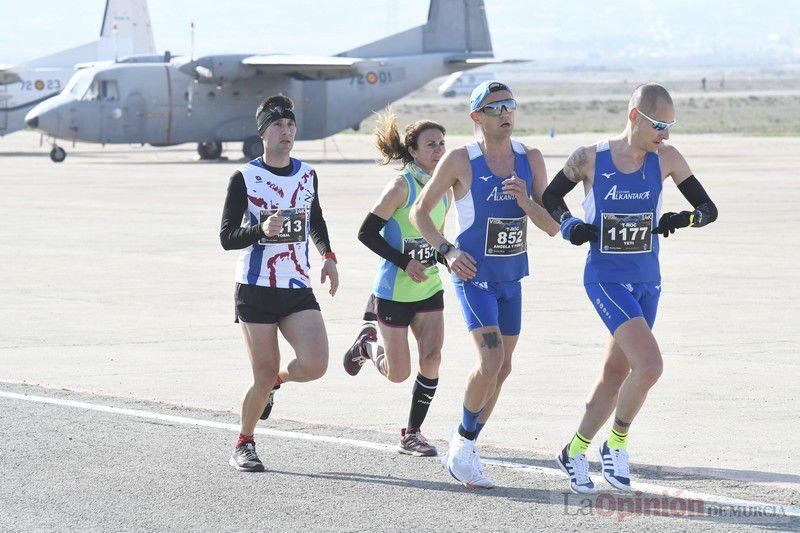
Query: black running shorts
235 283 320 324
365 290 444 328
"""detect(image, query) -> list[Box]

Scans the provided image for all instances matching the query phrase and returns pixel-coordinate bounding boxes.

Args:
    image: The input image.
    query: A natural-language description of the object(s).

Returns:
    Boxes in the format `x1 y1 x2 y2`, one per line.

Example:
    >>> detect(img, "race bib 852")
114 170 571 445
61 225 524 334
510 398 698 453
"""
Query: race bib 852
485 216 527 256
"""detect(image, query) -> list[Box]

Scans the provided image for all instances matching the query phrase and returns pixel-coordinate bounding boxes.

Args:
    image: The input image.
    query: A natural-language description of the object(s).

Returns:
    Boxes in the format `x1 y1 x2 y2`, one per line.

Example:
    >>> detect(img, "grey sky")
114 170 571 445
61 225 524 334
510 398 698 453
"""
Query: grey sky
1 0 797 67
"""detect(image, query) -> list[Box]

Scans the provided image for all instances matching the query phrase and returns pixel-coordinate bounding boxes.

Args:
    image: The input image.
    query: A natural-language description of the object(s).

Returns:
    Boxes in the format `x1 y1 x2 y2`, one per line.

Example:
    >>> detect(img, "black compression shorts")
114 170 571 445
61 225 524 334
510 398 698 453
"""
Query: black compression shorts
364 290 444 328
235 283 320 324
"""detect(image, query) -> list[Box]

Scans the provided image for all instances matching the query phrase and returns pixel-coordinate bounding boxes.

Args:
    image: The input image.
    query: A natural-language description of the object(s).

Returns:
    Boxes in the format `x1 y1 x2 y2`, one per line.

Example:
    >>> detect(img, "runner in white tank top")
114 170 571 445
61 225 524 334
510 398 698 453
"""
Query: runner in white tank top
219 95 339 472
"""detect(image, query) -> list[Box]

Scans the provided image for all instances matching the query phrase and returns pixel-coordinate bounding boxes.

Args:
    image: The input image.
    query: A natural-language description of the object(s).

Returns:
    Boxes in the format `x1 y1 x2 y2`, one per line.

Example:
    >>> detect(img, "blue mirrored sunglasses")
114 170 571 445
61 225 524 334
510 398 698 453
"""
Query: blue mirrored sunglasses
636 108 676 131
479 98 517 116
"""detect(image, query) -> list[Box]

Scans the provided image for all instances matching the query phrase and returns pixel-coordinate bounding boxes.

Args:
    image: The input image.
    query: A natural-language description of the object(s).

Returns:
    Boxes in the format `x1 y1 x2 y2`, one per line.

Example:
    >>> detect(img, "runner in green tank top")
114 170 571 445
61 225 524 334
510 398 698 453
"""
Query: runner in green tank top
375 164 447 302
343 110 451 457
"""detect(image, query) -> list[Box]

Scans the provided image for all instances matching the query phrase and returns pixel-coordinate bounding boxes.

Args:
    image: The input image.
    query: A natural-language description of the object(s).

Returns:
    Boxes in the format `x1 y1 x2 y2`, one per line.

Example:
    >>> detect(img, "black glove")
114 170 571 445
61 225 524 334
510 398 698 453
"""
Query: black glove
654 211 692 238
569 222 600 245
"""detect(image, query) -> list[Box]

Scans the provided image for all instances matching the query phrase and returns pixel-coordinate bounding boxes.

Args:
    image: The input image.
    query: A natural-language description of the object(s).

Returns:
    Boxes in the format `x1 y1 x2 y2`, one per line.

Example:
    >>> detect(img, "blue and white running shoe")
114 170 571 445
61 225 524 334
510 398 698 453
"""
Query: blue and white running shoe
598 441 631 491
555 444 595 494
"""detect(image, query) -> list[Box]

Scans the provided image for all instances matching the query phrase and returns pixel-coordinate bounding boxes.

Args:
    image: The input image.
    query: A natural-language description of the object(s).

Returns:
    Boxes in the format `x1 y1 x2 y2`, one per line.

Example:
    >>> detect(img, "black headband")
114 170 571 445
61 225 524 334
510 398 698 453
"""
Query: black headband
257 105 296 135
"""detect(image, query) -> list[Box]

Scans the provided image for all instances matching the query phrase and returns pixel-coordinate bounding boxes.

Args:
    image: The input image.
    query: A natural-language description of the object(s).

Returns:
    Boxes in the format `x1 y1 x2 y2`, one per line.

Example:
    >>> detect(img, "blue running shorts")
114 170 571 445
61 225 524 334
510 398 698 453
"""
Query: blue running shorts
584 281 661 334
453 279 522 336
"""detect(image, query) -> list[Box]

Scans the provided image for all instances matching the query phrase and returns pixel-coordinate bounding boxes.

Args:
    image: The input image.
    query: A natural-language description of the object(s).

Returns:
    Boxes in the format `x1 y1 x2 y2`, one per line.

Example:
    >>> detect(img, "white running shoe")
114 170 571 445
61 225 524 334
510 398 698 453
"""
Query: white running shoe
598 441 631 491
470 446 495 489
445 430 491 489
555 444 596 494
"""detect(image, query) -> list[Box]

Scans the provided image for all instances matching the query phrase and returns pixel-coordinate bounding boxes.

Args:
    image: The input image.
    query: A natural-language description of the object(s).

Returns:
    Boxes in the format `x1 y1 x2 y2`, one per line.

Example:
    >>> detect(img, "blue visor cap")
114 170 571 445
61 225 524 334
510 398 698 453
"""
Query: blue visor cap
469 80 513 112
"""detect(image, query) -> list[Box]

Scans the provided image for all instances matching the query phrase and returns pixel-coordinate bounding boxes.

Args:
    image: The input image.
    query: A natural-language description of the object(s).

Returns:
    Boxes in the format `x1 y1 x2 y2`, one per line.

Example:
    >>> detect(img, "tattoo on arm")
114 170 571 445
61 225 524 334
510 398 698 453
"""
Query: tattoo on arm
480 332 501 350
614 417 631 429
563 147 587 182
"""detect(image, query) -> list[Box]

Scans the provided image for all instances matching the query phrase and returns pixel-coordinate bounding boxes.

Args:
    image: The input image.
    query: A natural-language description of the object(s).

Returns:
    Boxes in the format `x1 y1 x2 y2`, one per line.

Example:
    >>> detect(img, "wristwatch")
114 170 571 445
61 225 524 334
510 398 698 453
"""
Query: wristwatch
438 242 454 256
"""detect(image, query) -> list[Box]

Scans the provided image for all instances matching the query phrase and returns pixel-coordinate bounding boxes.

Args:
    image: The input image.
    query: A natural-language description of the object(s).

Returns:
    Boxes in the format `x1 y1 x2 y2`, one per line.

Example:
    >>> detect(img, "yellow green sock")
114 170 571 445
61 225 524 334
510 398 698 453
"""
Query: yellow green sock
608 428 629 450
567 432 591 457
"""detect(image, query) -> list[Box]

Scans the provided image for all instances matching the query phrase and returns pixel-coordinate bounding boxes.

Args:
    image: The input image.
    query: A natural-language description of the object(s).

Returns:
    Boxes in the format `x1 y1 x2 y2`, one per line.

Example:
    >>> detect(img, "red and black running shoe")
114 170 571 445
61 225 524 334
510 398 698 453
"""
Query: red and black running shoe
343 323 377 376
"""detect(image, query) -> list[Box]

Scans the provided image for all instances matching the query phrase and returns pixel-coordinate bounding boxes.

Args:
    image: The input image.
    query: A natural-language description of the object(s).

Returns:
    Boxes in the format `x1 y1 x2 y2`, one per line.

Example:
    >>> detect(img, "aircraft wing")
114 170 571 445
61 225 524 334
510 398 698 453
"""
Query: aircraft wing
445 55 530 69
177 54 380 84
242 55 379 80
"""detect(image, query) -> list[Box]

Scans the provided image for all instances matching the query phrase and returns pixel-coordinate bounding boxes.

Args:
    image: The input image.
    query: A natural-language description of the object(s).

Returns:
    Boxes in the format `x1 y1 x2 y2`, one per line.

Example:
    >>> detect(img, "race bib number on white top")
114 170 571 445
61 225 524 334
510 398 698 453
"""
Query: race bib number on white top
485 216 527 256
259 208 308 245
600 212 653 254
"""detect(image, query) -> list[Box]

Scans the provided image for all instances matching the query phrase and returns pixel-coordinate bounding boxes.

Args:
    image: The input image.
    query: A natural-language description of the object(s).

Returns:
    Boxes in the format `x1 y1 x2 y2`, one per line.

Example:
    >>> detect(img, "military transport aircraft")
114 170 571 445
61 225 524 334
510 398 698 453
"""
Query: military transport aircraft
0 0 155 140
25 0 519 162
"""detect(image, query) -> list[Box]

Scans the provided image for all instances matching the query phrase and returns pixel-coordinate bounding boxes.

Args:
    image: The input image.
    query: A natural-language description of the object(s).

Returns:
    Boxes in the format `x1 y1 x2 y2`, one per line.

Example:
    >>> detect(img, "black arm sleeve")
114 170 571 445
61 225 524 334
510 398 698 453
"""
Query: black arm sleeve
220 171 264 250
309 171 333 255
677 175 718 227
542 169 580 223
358 212 411 270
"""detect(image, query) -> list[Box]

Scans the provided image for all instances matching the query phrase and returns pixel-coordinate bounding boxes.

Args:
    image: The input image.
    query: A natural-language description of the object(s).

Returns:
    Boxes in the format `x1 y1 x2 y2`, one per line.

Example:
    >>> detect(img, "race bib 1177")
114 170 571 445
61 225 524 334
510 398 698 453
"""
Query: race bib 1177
600 212 653 254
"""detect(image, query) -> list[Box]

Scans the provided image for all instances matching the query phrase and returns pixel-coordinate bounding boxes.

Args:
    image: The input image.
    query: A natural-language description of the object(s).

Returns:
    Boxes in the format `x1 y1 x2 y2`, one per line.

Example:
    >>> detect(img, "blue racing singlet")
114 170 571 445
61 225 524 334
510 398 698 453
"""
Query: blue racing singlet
454 140 532 283
583 139 663 284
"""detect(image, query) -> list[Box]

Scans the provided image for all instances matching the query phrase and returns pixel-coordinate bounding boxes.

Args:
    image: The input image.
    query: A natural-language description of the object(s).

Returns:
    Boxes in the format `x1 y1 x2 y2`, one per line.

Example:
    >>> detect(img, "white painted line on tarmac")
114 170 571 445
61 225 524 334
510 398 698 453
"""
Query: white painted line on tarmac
2 389 798 519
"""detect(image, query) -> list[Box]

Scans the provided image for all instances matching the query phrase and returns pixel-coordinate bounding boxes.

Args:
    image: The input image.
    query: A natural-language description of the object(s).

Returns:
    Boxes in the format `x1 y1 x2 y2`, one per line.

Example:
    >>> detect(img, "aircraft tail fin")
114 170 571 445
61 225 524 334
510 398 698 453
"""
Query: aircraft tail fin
341 0 493 58
99 0 156 55
19 0 155 68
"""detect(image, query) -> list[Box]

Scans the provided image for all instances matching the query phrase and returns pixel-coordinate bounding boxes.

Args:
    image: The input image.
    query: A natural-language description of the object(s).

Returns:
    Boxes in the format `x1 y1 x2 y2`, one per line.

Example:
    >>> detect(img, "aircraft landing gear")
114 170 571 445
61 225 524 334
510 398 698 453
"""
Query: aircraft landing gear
197 141 223 160
50 145 67 163
242 135 264 160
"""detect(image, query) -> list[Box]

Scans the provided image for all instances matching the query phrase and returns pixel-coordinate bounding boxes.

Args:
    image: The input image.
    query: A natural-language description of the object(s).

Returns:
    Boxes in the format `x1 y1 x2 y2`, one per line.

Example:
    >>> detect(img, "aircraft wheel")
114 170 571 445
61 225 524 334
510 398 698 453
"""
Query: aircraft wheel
50 146 67 163
242 136 264 160
197 141 223 160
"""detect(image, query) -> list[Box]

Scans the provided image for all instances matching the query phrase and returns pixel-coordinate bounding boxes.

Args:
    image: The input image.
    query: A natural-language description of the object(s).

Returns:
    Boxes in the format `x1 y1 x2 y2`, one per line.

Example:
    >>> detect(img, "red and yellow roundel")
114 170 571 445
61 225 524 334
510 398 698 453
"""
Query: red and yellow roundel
34 80 45 90
365 72 378 85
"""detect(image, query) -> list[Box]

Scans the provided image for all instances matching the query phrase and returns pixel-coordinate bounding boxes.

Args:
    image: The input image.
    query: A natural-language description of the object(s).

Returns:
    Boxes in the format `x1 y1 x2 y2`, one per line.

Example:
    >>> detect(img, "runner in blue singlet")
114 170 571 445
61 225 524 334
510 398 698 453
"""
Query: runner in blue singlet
542 84 719 494
410 80 559 488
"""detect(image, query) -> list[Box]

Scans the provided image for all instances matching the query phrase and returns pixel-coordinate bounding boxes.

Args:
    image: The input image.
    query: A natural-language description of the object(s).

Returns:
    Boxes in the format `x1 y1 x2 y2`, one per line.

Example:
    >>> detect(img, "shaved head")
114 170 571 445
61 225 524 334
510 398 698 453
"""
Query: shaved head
629 83 673 115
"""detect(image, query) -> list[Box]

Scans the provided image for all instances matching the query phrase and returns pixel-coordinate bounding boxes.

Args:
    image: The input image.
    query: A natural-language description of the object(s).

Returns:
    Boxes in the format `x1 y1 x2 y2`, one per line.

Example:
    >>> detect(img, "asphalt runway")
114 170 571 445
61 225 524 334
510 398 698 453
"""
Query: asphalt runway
1 131 798 531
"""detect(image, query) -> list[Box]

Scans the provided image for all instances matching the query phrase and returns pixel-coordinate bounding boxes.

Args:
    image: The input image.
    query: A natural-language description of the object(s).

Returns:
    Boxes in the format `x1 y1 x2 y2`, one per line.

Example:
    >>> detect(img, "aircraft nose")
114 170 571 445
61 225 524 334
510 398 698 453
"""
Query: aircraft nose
26 115 39 129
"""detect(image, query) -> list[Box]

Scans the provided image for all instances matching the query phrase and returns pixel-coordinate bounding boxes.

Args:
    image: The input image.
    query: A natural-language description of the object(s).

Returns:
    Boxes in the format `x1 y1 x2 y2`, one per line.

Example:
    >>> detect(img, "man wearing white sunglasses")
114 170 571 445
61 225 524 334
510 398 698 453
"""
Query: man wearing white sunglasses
411 80 558 488
542 83 718 494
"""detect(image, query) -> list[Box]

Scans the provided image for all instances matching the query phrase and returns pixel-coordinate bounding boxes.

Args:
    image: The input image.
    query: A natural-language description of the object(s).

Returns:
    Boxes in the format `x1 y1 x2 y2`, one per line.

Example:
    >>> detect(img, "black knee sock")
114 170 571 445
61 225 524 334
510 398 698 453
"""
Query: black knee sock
363 294 377 322
407 373 438 432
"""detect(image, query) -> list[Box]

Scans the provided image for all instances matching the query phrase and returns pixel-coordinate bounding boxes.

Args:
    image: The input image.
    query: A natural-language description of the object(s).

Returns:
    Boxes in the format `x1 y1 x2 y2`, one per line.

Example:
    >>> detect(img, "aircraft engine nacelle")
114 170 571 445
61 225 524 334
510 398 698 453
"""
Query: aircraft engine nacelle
176 54 254 85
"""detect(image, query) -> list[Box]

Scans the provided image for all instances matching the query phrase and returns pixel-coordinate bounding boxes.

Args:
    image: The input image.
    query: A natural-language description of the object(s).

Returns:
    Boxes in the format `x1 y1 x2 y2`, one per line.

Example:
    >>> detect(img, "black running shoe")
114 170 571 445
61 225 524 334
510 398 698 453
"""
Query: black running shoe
259 387 277 420
343 323 377 376
229 442 266 472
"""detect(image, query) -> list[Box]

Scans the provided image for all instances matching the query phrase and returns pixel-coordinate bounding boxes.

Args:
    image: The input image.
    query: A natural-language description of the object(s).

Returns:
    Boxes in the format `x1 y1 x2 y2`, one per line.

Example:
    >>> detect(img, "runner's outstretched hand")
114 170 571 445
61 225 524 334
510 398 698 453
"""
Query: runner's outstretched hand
404 259 429 283
445 249 477 281
569 222 599 245
321 258 339 296
654 211 692 238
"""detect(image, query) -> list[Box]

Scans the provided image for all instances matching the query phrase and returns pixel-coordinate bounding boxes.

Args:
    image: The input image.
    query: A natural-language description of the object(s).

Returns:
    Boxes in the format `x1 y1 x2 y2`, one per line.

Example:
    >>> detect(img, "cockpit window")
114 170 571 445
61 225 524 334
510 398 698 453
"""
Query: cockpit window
82 80 119 102
100 80 119 101
64 68 95 98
